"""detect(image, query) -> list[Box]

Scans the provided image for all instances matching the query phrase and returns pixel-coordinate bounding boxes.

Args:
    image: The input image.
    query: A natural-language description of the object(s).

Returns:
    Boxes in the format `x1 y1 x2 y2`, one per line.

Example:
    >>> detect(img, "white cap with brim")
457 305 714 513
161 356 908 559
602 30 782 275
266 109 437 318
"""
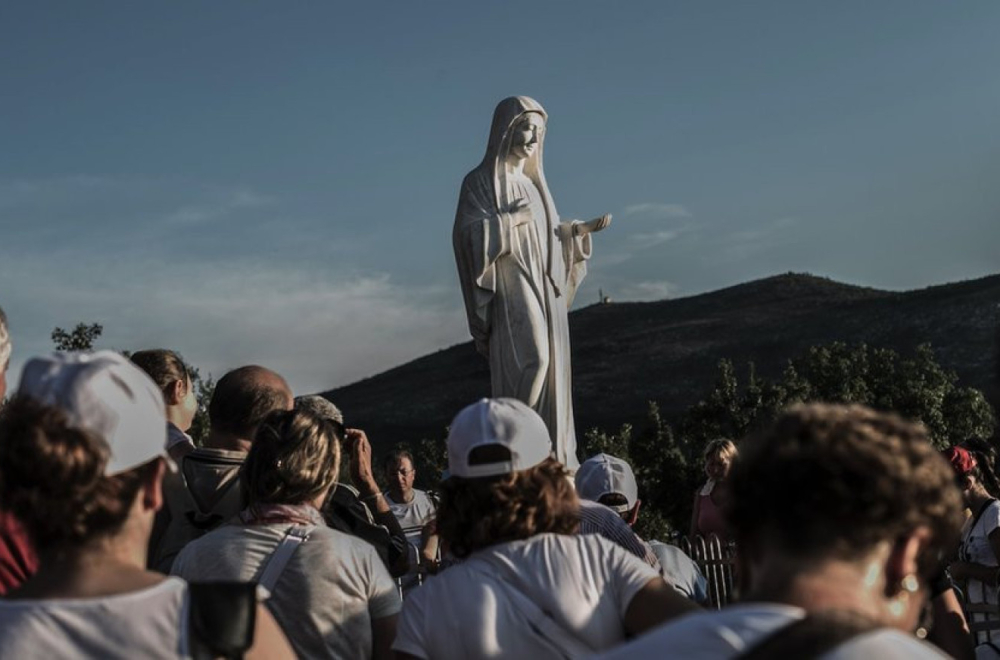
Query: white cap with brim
447 398 552 478
575 453 639 513
17 350 170 476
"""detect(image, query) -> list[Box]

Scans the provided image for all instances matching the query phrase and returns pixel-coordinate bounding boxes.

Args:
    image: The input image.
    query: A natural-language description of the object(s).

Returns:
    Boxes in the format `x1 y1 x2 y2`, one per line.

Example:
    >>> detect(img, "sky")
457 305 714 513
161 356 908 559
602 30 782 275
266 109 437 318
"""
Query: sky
2 1 999 394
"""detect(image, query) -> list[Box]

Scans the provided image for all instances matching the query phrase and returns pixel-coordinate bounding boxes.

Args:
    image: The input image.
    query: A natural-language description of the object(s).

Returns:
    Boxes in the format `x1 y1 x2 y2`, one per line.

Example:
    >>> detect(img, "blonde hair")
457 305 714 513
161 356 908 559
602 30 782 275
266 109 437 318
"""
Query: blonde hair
704 438 737 462
241 409 341 508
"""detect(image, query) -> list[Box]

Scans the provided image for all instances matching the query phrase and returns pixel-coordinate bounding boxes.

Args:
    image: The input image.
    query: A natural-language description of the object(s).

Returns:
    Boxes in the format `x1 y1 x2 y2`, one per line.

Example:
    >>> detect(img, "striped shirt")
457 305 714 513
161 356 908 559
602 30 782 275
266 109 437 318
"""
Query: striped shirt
578 500 661 570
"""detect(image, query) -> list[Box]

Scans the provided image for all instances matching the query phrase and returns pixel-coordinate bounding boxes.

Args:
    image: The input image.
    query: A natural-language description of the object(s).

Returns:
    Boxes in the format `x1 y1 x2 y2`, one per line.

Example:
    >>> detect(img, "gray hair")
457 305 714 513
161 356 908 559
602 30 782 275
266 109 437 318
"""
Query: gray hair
0 305 10 370
293 395 344 425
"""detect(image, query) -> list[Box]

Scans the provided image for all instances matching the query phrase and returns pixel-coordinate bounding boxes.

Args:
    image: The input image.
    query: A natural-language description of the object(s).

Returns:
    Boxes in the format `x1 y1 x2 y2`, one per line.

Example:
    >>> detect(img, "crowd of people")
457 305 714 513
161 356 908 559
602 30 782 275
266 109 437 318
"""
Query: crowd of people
0 303 998 659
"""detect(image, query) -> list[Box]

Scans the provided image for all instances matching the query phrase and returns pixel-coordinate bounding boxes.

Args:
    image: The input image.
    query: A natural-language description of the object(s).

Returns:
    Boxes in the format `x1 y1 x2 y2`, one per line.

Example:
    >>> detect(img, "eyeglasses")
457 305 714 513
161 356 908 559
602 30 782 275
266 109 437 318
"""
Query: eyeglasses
391 468 415 477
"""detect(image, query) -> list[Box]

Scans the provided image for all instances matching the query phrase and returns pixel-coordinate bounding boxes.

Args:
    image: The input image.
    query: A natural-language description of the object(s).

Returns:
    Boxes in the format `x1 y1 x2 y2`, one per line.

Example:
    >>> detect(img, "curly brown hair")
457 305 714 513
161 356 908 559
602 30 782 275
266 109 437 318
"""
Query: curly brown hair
436 457 580 558
727 403 963 578
0 396 160 549
241 408 341 509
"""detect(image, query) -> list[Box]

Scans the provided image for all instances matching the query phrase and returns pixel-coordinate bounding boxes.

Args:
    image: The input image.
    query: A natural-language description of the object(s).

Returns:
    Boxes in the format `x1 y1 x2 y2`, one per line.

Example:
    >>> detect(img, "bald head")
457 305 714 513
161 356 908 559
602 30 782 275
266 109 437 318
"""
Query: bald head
208 365 293 445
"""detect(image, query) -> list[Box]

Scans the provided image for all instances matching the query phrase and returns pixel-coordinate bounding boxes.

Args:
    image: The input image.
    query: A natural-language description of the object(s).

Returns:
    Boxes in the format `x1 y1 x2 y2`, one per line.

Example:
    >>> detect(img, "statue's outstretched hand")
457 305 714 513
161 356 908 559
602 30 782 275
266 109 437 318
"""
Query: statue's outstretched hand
577 213 612 236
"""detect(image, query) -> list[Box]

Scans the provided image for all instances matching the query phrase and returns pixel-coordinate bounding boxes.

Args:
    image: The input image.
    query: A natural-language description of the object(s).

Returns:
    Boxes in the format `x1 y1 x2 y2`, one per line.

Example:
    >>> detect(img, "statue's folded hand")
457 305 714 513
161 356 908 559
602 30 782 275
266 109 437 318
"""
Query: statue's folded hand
503 198 533 226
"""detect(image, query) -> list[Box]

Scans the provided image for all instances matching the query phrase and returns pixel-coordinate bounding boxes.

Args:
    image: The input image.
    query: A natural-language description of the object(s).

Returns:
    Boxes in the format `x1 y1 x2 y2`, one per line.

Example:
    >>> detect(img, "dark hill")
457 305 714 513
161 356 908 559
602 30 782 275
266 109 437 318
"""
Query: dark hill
322 272 1000 454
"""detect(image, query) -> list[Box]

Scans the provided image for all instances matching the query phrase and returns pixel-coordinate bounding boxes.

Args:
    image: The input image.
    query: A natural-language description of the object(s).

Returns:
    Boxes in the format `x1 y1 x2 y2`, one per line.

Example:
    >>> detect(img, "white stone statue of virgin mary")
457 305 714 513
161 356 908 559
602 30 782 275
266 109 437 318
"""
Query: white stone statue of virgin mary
453 96 611 470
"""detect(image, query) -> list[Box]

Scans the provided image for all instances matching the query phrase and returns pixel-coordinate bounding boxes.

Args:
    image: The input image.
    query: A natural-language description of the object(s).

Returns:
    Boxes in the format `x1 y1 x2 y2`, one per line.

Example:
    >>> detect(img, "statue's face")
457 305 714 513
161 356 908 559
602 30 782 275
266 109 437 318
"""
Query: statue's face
508 113 545 161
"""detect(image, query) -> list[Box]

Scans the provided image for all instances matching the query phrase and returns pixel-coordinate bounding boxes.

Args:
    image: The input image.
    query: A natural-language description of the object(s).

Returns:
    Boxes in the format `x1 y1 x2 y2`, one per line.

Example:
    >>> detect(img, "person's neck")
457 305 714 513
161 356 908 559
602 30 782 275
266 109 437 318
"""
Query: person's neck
165 408 190 433
507 157 526 177
969 487 994 512
203 430 251 453
11 535 158 599
390 489 414 504
745 556 888 623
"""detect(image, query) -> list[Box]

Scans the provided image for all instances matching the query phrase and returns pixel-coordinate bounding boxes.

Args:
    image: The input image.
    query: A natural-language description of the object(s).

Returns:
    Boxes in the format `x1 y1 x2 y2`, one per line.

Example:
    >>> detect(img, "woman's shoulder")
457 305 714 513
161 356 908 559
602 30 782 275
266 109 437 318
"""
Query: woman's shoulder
982 499 1000 529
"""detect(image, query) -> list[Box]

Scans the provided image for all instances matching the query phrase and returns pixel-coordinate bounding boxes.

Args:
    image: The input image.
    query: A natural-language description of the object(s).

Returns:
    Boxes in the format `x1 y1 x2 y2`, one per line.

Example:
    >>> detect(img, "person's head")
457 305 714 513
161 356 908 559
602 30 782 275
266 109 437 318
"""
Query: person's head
507 112 545 163
208 365 292 447
293 395 344 426
130 349 197 432
0 351 170 552
942 443 999 505
575 453 641 526
437 398 578 558
382 448 416 502
241 408 342 512
0 305 10 401
703 438 737 482
729 403 962 631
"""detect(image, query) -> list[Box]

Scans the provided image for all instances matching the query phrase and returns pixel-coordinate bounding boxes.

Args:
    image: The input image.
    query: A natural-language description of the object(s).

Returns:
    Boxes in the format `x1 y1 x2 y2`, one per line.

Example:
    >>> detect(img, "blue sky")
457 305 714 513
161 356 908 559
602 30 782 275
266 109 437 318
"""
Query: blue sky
2 1 999 394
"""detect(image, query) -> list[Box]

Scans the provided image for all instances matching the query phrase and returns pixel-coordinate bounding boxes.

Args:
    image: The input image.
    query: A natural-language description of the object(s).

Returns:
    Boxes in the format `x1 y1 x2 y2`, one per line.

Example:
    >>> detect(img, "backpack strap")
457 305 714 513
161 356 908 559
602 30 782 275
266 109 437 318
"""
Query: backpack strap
256 524 315 597
738 610 881 660
187 581 257 660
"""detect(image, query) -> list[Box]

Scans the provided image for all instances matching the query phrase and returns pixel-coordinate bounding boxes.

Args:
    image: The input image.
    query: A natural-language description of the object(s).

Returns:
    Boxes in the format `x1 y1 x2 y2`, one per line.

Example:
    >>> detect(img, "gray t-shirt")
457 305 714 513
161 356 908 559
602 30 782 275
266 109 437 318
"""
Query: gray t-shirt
0 577 190 659
172 522 401 660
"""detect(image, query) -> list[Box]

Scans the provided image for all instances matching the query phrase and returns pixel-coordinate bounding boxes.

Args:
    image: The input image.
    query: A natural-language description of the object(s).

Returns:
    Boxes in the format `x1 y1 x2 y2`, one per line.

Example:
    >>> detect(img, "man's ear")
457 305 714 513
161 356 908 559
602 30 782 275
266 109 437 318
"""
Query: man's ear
141 458 168 512
885 527 931 595
627 500 642 527
167 378 185 406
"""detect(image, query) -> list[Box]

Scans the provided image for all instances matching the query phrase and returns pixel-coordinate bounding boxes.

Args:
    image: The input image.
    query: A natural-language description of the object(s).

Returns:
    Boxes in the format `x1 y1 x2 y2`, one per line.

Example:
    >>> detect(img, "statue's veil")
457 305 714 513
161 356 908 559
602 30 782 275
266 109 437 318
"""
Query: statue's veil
480 96 565 293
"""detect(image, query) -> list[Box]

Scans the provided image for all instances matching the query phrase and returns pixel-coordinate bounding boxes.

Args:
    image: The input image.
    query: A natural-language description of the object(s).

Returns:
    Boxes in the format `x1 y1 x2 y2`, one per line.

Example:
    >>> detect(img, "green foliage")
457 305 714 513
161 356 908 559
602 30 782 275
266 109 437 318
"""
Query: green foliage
51 323 103 352
413 434 448 490
585 341 997 537
581 404 696 542
186 365 215 446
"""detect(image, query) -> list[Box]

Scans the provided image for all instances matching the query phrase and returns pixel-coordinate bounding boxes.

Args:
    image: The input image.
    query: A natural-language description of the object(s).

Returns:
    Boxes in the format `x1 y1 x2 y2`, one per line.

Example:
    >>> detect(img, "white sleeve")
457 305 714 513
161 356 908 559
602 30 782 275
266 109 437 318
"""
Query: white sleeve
601 538 662 619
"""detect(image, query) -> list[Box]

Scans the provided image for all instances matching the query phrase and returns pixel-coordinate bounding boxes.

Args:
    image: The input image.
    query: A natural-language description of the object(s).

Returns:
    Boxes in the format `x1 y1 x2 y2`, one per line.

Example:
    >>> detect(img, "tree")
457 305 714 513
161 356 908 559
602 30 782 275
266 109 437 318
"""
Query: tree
185 365 215 446
51 323 103 352
592 341 997 535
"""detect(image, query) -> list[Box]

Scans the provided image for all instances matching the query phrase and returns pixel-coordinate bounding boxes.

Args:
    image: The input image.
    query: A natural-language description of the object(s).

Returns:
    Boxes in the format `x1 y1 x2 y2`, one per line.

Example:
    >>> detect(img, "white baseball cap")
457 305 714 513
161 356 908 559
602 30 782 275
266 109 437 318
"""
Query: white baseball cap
575 453 638 513
447 398 552 478
17 350 170 476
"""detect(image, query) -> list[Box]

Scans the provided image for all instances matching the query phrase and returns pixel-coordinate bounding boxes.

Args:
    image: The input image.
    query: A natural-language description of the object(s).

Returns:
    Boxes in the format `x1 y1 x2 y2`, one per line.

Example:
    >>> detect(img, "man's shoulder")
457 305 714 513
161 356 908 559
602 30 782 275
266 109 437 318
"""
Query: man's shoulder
412 489 436 508
595 604 804 659
822 629 947 659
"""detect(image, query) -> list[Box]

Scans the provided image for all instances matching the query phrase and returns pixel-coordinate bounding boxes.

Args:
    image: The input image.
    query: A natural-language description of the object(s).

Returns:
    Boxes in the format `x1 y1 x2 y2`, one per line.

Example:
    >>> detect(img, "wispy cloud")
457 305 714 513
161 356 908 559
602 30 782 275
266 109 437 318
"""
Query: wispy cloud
618 280 679 301
627 229 682 247
0 174 469 395
161 188 274 227
0 252 468 395
621 203 692 219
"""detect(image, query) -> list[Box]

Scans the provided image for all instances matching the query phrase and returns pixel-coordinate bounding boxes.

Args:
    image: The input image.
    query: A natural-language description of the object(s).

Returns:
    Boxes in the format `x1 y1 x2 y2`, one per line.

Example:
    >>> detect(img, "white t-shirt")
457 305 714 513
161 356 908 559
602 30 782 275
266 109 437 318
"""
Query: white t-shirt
384 489 436 548
393 533 660 659
385 489 437 582
961 499 1000 645
593 603 948 660
172 522 400 660
0 577 191 659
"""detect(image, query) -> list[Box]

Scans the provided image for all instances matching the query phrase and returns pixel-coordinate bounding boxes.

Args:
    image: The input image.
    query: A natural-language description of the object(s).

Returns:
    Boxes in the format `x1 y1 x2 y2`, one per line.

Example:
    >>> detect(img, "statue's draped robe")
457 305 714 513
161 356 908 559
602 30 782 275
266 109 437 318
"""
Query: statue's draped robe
453 96 591 469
